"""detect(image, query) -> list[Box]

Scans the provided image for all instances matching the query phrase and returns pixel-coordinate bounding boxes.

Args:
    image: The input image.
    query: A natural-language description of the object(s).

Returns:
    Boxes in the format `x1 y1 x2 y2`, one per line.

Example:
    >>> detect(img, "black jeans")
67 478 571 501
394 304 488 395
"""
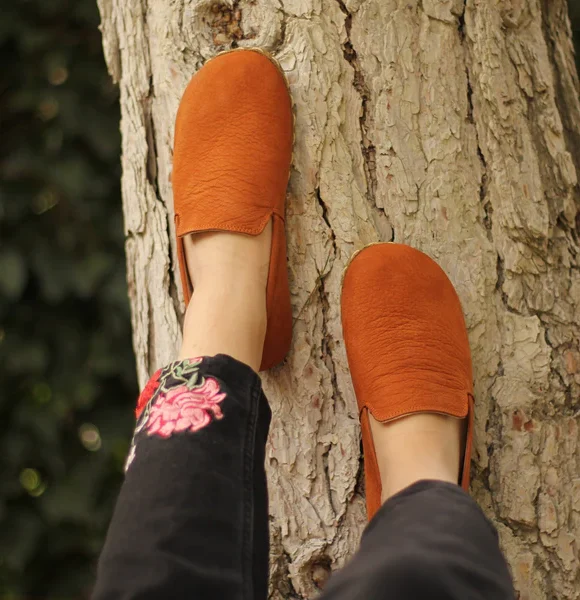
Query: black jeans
93 355 515 600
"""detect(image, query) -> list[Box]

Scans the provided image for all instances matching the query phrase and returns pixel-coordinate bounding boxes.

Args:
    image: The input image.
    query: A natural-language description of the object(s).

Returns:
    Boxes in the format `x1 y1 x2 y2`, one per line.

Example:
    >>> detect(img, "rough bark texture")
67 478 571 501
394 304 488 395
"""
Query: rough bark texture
98 0 580 597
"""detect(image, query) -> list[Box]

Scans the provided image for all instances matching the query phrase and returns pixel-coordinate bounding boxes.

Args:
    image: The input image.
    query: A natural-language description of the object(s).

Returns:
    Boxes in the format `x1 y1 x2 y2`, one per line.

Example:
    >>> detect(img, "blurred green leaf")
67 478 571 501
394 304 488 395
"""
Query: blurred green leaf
0 511 43 572
0 251 27 299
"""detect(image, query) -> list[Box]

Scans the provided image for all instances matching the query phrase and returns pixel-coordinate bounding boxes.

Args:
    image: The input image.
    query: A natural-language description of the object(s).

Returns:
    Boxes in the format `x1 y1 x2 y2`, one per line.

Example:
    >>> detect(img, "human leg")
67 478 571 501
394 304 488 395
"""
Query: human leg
320 480 515 600
92 354 271 600
93 48 293 600
319 243 515 600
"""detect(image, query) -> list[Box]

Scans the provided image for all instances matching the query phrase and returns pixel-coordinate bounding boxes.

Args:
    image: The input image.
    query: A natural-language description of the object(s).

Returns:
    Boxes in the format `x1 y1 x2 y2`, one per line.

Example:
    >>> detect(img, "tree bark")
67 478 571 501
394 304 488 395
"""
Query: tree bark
97 0 580 597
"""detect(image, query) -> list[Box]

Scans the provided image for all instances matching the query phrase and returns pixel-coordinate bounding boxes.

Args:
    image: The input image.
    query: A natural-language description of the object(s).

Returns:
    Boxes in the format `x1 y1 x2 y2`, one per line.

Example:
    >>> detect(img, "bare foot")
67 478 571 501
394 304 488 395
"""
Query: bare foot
368 412 465 503
178 220 272 372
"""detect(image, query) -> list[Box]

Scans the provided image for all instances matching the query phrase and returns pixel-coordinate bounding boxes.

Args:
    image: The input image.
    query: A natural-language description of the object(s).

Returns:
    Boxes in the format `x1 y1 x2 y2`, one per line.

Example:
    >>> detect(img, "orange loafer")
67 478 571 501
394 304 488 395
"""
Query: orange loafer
341 243 474 520
172 49 293 371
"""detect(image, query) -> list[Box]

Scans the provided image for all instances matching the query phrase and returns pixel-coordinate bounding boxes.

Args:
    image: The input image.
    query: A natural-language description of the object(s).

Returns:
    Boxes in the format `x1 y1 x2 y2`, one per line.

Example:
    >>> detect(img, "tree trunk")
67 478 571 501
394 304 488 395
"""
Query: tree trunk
97 0 580 597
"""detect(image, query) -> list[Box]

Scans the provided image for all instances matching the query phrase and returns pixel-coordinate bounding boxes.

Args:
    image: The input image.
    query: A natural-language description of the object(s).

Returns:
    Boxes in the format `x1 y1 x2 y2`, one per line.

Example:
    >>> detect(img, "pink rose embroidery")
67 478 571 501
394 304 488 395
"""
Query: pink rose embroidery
145 377 226 438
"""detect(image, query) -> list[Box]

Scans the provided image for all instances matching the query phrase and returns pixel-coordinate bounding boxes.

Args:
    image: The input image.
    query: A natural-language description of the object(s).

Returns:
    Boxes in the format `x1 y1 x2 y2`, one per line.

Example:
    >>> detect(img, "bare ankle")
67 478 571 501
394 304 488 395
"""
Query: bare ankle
183 222 272 291
369 412 464 503
177 221 272 371
178 285 267 371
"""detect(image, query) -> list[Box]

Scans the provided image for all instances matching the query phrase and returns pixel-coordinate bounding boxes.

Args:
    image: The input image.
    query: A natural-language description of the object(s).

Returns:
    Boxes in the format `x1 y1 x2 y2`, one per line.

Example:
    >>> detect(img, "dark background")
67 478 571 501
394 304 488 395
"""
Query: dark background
0 0 136 597
0 0 579 598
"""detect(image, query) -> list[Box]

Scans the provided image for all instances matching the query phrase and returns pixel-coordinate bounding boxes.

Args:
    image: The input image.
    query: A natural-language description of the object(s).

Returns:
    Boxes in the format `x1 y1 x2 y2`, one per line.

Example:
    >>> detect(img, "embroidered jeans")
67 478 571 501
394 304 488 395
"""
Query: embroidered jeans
93 355 515 600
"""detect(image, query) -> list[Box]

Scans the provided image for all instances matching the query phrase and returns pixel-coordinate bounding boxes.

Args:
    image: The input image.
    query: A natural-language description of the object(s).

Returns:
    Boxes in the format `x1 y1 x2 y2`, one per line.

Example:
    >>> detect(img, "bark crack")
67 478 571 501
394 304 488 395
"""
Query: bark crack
321 444 337 517
295 188 337 318
143 3 181 318
458 6 492 243
335 0 378 210
315 184 344 522
315 187 338 260
495 254 526 316
271 6 288 55
306 182 342 520
318 281 341 519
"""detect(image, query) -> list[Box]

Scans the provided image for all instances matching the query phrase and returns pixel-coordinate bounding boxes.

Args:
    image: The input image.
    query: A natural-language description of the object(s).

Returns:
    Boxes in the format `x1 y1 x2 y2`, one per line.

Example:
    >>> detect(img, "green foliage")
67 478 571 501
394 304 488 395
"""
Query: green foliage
0 0 137 597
